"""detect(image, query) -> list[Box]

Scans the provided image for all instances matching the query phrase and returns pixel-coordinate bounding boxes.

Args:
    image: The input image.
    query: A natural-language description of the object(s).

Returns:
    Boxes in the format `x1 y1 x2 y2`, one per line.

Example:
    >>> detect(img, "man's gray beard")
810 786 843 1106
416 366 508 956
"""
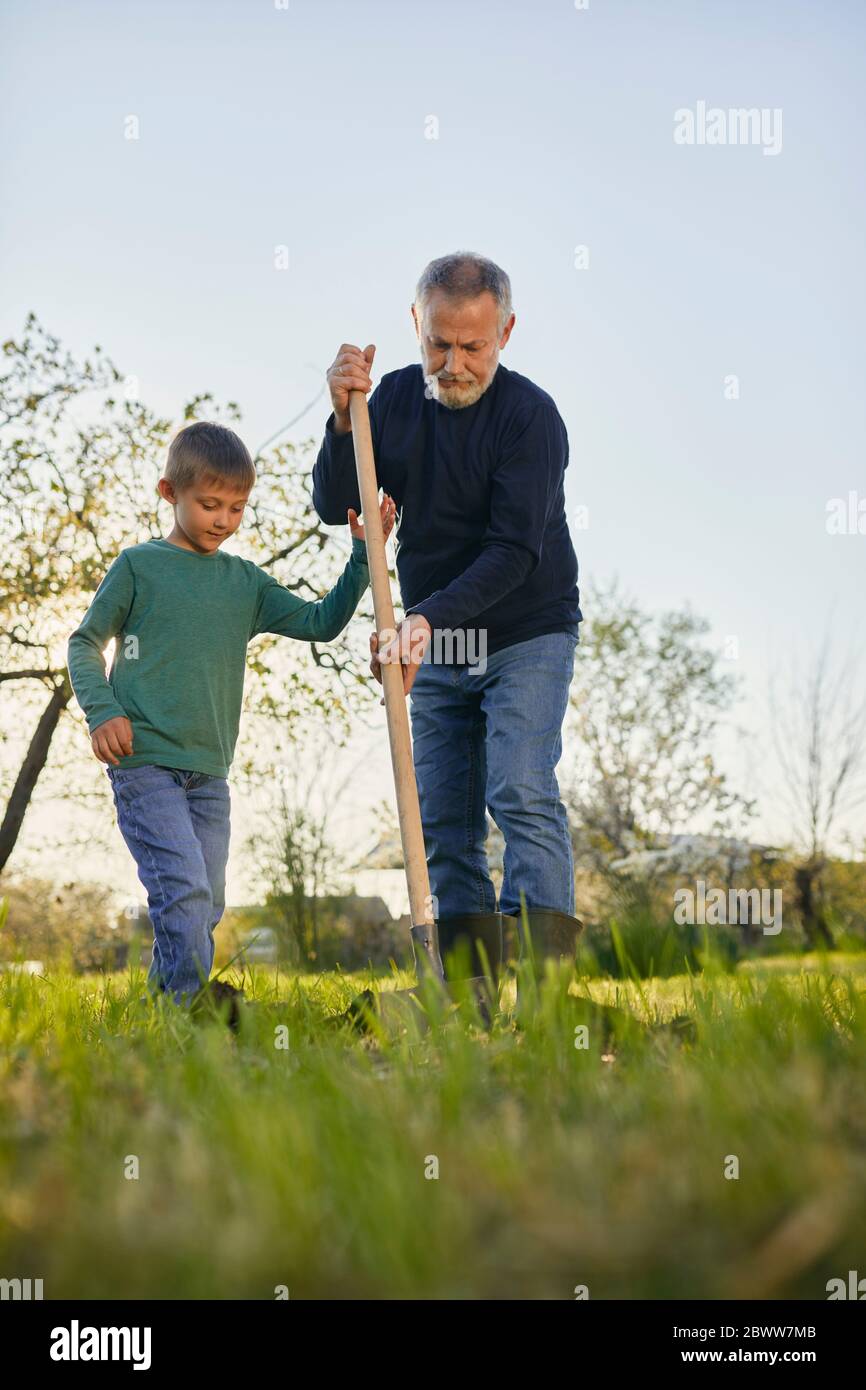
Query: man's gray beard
422 361 497 410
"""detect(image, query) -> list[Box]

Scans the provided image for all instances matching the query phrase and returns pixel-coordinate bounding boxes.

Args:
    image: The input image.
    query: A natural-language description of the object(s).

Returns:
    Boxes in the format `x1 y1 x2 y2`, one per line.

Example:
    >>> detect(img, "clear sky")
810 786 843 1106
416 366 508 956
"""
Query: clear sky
2 0 864 907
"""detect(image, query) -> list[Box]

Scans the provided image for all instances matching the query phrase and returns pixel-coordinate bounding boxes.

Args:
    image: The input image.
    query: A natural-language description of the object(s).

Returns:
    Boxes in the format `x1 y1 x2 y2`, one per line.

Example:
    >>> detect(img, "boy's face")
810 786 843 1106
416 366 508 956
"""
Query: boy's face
158 475 252 553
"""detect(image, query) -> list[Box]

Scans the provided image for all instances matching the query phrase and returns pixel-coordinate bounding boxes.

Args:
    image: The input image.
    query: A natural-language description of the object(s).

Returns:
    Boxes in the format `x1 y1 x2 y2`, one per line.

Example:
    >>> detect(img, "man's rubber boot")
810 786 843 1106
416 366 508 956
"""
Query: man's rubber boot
505 906 584 1024
436 911 504 1025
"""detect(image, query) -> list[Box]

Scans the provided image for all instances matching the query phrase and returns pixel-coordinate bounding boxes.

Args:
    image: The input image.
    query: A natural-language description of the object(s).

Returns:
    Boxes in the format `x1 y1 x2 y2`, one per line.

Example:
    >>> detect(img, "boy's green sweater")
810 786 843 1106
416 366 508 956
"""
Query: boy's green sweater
67 535 370 778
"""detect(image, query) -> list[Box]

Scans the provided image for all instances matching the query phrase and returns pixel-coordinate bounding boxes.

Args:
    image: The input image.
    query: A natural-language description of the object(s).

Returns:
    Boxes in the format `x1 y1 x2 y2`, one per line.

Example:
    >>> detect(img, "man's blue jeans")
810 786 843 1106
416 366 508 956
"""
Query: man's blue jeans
408 630 578 920
106 763 231 1003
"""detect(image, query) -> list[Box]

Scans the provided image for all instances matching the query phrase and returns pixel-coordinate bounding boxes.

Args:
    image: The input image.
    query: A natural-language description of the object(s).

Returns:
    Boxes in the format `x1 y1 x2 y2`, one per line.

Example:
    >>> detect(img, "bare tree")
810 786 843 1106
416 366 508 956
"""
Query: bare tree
771 632 866 947
250 752 354 966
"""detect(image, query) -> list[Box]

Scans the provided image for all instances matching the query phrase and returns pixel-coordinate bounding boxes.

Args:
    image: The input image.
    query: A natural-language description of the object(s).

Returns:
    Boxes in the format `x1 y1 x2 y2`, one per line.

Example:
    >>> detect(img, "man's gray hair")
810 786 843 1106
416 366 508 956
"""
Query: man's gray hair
414 252 513 334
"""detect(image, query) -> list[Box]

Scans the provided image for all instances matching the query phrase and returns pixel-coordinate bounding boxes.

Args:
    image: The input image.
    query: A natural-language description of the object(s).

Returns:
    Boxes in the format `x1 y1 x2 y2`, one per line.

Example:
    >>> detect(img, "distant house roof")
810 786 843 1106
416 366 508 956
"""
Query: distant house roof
321 893 393 925
609 833 783 875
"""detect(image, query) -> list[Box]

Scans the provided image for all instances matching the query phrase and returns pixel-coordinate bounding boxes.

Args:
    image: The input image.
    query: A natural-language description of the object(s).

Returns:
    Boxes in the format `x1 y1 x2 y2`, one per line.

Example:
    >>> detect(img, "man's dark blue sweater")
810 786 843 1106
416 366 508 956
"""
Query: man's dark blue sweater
312 362 582 660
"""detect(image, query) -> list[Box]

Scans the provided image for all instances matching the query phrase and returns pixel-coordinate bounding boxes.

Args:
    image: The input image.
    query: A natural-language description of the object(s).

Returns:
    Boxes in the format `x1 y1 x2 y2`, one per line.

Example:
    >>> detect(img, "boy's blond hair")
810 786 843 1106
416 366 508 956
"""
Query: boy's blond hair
166 421 256 492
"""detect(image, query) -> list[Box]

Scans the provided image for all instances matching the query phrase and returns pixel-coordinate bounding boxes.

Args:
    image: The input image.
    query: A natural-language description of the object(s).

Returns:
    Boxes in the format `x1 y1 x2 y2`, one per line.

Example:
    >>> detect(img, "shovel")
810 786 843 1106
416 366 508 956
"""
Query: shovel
348 388 447 988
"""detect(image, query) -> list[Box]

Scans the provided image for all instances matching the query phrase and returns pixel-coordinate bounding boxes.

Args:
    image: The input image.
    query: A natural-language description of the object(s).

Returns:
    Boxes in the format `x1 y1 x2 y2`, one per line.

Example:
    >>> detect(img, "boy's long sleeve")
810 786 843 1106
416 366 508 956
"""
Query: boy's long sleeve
252 536 370 642
67 553 136 734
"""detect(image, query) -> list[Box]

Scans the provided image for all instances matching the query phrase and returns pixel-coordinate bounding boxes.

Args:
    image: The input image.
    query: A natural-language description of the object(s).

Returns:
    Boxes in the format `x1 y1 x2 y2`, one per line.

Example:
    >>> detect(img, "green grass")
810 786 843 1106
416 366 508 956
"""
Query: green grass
1 954 865 1299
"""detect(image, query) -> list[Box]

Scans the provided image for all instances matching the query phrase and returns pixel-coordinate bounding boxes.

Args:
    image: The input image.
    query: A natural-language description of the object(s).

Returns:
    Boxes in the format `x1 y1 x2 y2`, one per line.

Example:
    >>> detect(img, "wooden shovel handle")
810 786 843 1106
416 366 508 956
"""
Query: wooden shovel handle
348 391 435 938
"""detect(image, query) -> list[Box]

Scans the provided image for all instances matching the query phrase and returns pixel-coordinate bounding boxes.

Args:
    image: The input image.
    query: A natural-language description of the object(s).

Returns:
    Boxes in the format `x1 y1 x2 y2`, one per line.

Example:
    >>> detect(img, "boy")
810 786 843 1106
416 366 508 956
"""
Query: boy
67 420 396 1006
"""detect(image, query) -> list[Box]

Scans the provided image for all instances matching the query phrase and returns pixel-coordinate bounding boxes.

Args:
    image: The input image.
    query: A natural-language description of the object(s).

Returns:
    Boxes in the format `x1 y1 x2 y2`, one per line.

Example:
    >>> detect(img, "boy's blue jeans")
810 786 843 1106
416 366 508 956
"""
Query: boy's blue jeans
106 763 231 1003
408 630 578 920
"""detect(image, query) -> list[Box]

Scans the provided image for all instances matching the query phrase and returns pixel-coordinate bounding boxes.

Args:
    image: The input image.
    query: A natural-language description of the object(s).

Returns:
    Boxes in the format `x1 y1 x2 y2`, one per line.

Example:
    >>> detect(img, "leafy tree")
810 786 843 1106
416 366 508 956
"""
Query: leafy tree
564 579 753 870
0 874 123 971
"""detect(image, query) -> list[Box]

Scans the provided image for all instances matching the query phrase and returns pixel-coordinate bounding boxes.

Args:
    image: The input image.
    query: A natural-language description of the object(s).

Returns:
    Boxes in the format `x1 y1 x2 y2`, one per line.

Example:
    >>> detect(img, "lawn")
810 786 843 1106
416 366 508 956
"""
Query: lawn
1 954 864 1299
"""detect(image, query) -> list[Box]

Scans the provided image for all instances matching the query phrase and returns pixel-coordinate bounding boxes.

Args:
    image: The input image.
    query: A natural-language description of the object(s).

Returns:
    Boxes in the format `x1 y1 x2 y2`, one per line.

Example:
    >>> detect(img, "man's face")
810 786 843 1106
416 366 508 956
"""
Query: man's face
159 475 251 553
412 289 515 409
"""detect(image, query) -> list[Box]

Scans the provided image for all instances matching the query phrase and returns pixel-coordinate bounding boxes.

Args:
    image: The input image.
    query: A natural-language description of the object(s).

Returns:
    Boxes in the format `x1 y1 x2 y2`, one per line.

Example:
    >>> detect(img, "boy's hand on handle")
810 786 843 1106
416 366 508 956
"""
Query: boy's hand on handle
91 715 134 766
369 615 432 704
348 493 397 544
327 342 375 434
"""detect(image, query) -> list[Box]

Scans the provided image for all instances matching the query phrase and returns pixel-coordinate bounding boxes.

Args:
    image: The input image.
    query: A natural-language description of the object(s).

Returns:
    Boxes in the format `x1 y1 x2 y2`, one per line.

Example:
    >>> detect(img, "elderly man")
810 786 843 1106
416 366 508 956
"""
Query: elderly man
313 252 582 974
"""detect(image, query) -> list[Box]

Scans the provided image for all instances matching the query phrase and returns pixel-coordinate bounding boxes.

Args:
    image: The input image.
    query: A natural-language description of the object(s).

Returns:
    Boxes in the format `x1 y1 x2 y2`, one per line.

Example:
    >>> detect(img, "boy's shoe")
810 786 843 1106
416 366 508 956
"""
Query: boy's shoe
191 979 246 1032
132 984 247 1033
